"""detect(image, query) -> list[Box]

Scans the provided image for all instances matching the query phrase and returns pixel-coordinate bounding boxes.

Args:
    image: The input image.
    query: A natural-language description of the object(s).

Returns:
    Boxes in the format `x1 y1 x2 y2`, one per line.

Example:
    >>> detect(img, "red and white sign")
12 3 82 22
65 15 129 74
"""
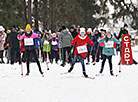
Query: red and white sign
121 34 133 65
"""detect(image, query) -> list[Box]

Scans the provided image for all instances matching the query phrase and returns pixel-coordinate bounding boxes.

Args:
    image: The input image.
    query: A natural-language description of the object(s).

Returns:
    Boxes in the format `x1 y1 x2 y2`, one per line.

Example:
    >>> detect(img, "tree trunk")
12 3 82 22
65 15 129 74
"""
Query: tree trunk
28 0 32 24
34 0 39 29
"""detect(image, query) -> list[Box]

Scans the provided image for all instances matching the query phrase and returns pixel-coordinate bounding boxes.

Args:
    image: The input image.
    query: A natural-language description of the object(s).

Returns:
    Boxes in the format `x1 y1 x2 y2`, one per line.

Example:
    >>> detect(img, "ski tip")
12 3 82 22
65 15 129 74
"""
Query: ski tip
83 76 95 80
111 74 118 77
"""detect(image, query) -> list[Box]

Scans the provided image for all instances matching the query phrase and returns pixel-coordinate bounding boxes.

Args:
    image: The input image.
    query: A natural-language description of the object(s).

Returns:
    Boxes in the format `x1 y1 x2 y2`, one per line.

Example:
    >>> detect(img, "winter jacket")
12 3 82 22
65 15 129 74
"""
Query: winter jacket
71 35 94 58
99 35 104 47
92 33 101 51
17 32 39 50
0 32 6 50
59 29 73 48
42 37 51 52
70 29 78 38
8 29 20 49
34 37 43 49
87 33 92 51
48 37 59 50
99 37 120 56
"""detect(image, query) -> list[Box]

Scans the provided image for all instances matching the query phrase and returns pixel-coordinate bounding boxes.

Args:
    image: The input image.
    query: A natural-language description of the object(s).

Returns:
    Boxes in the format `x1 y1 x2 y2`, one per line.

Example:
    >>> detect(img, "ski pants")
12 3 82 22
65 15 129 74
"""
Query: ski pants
25 49 43 74
10 48 21 64
100 55 113 74
51 50 59 62
62 47 72 64
69 54 86 72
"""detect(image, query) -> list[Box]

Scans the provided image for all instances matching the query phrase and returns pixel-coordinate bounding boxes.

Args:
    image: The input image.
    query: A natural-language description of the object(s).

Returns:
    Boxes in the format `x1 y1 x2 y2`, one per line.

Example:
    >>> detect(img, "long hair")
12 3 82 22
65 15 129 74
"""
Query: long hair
105 33 112 43
105 35 108 43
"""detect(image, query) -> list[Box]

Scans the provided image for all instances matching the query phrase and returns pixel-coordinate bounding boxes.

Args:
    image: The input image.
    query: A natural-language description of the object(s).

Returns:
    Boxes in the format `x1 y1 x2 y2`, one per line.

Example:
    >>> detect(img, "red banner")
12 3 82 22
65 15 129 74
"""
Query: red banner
121 34 133 65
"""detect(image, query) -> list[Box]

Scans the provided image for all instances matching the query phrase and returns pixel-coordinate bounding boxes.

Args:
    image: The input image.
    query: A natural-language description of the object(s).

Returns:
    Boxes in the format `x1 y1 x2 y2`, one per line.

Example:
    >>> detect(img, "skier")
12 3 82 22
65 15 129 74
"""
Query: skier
117 24 137 65
67 27 94 77
48 33 59 64
59 26 73 67
98 31 120 76
86 28 93 65
91 30 101 64
42 33 51 63
99 29 106 60
17 24 44 76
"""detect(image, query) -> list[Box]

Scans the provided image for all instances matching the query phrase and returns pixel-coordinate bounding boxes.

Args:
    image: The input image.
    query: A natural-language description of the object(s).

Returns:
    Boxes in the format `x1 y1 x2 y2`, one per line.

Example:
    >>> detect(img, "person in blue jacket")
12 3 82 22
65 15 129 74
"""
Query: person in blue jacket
98 31 120 76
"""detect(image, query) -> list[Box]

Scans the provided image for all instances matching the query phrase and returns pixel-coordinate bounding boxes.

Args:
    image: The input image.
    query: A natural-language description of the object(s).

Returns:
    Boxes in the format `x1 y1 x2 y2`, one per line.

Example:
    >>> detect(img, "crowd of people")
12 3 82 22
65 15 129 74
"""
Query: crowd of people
0 23 137 77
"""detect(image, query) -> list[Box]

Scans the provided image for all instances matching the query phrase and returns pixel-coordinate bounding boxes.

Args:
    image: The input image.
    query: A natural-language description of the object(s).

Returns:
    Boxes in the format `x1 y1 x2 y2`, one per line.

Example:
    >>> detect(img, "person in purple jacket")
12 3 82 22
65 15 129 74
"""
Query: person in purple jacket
48 33 59 64
17 24 44 76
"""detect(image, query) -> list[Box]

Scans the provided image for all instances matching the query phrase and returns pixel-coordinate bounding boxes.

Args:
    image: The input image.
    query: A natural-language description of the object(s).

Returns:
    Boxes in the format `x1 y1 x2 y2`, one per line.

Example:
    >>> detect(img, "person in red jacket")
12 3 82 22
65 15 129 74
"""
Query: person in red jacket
67 28 94 77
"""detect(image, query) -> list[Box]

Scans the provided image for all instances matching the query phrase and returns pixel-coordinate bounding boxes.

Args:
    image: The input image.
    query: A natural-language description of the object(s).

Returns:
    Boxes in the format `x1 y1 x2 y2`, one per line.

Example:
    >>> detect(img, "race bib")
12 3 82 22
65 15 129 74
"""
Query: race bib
24 38 34 46
77 45 87 54
105 41 114 48
52 40 57 45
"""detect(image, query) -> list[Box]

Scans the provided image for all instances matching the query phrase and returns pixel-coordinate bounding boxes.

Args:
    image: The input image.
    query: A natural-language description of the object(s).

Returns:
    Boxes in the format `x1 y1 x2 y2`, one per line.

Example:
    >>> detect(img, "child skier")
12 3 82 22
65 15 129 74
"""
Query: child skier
17 24 44 76
48 33 59 64
42 33 52 63
98 31 120 76
67 28 94 77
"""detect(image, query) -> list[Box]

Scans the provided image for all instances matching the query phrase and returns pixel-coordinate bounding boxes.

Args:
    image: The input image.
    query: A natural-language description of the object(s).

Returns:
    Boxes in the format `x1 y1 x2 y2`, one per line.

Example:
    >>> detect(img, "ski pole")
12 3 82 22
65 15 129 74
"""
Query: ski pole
20 52 23 76
119 53 122 73
43 51 49 70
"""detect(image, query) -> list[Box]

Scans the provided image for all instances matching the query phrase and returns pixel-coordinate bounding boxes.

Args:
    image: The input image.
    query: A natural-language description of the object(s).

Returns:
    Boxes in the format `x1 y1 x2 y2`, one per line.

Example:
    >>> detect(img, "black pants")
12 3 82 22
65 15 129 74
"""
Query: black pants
62 47 72 64
43 51 51 62
51 50 59 62
92 49 100 62
86 50 91 63
99 46 103 59
25 49 43 74
100 55 113 75
10 48 21 64
0 50 4 62
68 54 86 73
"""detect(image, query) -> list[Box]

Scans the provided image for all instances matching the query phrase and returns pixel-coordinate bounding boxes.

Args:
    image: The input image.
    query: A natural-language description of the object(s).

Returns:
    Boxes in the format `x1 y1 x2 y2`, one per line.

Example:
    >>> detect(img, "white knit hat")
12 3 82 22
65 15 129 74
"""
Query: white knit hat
87 28 92 33
0 26 5 31
80 27 86 34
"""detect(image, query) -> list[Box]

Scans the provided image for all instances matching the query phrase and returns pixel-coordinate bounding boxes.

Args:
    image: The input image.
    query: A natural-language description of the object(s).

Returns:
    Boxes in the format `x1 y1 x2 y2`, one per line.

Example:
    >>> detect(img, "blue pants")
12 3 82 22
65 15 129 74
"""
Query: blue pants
69 54 86 72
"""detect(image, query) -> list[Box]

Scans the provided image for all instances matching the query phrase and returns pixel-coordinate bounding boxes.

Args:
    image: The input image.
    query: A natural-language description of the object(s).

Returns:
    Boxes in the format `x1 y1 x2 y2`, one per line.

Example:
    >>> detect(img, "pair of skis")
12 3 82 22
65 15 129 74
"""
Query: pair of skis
60 72 118 79
60 72 95 79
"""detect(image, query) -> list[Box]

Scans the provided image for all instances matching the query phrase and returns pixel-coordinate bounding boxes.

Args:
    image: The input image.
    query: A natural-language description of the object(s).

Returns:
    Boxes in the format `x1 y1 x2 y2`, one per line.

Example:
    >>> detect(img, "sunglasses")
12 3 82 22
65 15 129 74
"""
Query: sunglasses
80 31 85 34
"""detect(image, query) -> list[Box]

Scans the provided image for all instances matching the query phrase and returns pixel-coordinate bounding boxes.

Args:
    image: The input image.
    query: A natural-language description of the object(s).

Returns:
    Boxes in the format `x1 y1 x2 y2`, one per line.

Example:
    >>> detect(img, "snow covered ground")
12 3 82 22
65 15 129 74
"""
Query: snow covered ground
0 46 138 102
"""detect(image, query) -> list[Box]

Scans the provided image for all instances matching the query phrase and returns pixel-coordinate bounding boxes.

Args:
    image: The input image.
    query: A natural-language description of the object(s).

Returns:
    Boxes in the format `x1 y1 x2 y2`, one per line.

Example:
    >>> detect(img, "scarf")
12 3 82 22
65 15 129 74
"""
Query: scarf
25 31 32 37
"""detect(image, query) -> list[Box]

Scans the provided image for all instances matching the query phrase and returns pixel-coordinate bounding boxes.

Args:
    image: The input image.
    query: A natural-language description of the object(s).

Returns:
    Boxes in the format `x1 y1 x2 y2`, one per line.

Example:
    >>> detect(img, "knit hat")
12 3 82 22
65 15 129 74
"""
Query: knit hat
25 24 32 31
94 29 99 33
124 24 128 27
87 28 92 33
106 30 112 35
52 33 56 37
100 29 106 33
0 26 5 31
80 28 86 35
62 26 66 30
6 30 11 34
